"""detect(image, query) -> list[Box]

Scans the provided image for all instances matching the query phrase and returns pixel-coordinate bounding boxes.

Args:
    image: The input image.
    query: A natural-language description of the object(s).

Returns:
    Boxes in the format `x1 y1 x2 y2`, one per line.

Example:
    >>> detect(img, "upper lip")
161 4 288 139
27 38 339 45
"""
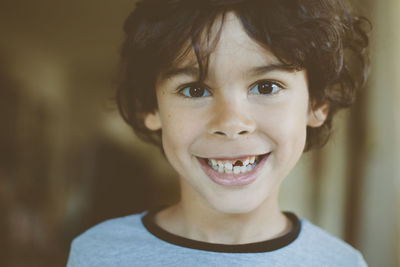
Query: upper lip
196 152 270 160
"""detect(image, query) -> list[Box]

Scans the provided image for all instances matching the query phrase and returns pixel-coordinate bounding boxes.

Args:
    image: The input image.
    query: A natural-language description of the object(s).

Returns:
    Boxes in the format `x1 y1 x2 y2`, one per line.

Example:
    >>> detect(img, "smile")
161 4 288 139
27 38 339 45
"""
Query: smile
197 153 271 186
206 155 262 174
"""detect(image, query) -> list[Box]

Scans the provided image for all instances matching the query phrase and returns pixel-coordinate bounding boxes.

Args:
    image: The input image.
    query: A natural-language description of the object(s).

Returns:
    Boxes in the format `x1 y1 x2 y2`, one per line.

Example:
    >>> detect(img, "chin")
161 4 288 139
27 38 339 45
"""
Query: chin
207 191 269 215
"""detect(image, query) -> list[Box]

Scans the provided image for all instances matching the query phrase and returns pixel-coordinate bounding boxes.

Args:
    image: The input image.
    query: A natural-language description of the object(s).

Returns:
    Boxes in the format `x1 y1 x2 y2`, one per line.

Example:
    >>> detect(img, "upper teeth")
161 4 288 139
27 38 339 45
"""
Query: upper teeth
207 156 257 174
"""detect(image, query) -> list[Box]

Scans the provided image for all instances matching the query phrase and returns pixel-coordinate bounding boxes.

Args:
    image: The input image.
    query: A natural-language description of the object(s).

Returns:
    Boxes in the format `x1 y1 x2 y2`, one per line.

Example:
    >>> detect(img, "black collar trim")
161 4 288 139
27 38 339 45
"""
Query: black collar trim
141 209 301 253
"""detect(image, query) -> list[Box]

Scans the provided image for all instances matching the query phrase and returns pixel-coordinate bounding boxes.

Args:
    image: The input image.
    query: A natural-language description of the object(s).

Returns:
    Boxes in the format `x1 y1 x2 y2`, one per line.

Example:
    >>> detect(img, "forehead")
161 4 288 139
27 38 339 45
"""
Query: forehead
212 13 280 63
161 12 283 80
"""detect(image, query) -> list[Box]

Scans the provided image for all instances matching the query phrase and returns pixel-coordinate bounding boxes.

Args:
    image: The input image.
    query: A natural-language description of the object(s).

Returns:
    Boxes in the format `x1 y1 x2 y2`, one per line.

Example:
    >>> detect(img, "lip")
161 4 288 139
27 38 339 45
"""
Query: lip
197 153 270 187
203 154 259 162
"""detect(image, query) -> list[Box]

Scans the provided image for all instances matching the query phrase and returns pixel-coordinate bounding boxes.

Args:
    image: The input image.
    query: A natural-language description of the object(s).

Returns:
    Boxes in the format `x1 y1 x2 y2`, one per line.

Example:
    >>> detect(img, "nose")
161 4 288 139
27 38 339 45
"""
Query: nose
208 98 256 139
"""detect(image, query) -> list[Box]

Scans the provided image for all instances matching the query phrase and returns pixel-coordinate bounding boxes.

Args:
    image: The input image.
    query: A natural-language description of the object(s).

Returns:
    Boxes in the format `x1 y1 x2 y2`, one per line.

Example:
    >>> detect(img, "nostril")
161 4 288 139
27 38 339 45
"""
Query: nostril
214 131 226 136
212 130 249 137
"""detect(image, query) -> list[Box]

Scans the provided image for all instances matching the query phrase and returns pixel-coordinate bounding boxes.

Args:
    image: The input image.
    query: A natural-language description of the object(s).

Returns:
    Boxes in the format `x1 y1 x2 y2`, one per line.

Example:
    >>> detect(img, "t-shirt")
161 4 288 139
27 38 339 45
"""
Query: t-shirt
67 209 367 267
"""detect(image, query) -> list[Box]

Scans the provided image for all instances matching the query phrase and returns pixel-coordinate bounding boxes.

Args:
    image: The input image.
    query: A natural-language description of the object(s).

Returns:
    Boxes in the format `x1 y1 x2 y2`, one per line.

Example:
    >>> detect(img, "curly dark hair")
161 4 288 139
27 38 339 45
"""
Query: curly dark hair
116 0 370 151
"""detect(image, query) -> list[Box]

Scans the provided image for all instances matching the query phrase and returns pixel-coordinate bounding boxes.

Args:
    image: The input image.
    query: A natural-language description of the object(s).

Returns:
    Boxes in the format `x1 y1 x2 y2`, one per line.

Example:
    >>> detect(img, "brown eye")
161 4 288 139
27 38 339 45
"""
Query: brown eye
249 80 282 95
180 83 211 98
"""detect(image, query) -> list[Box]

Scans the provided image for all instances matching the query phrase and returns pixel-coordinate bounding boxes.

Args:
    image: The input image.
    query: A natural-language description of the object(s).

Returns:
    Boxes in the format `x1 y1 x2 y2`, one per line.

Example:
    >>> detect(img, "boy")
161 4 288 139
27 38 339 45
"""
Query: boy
67 0 370 266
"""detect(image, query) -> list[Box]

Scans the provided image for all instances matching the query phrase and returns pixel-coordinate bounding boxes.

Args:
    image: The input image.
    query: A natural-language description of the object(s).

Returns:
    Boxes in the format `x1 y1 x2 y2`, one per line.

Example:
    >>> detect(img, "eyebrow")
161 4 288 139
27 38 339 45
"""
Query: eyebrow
160 63 296 81
248 64 297 77
160 66 200 80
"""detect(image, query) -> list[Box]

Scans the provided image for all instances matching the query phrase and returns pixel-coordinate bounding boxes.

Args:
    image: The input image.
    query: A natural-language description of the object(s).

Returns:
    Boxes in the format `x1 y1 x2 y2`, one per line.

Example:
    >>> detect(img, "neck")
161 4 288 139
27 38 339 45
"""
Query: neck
155 183 290 244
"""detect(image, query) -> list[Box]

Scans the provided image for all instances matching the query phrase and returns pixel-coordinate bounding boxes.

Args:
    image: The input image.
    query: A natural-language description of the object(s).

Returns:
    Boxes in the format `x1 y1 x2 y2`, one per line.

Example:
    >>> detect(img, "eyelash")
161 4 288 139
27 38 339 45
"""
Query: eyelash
178 80 284 98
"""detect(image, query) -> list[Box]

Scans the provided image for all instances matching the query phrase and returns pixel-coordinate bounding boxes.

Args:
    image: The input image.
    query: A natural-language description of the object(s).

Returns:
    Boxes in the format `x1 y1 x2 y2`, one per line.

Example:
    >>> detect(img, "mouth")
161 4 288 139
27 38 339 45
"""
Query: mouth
205 154 264 174
196 153 271 186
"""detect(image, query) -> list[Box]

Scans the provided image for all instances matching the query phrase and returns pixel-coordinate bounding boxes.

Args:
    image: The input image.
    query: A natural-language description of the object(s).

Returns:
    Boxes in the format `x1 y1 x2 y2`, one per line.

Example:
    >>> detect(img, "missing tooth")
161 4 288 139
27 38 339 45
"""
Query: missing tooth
233 160 243 167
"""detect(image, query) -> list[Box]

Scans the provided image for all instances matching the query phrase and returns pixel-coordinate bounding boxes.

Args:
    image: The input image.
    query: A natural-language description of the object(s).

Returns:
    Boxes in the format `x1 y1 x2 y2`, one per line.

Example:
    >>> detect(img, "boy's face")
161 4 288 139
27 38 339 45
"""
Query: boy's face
145 13 325 214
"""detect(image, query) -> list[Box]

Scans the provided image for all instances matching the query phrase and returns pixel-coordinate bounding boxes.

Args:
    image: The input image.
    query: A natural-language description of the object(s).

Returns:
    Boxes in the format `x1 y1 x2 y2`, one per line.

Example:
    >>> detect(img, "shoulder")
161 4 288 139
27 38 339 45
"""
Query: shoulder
73 212 146 245
67 212 149 266
290 218 367 266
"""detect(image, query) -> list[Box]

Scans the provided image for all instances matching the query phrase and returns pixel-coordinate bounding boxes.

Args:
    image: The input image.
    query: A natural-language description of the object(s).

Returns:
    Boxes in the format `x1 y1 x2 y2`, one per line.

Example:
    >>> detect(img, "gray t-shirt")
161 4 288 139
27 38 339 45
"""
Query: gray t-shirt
67 210 367 267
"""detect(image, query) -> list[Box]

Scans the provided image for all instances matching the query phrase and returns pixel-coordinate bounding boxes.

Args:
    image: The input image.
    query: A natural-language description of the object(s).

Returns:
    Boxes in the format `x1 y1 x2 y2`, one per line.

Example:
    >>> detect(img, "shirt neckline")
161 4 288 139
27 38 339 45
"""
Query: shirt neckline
141 208 301 253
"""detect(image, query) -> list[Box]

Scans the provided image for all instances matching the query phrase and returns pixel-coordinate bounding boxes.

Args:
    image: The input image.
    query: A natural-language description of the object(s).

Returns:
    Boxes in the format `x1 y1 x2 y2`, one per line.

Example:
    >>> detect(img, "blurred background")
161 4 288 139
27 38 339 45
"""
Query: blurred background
0 0 398 266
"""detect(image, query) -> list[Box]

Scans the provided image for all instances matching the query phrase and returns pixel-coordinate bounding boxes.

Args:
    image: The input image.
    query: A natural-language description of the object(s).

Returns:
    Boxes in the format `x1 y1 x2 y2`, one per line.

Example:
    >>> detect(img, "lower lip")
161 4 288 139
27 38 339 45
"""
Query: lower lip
197 154 270 187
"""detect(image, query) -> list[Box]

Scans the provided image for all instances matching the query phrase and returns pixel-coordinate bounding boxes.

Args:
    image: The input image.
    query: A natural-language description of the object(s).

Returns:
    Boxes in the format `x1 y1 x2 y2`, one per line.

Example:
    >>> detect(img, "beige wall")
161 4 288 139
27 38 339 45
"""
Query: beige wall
359 0 400 266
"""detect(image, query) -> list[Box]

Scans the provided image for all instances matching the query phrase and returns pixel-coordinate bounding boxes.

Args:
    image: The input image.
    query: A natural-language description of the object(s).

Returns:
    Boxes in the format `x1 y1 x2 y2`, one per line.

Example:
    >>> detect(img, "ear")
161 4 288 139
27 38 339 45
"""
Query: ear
144 110 162 131
307 102 329 128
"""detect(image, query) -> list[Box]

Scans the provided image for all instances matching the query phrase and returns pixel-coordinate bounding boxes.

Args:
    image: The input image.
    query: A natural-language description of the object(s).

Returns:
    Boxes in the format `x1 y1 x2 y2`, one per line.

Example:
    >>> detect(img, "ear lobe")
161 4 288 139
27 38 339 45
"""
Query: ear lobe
307 103 329 128
144 111 161 131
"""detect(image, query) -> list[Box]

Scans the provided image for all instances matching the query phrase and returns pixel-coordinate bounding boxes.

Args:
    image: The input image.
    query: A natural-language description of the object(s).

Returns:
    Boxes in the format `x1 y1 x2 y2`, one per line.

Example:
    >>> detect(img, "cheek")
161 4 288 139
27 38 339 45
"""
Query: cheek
277 106 308 161
159 106 204 152
279 109 307 138
256 99 308 150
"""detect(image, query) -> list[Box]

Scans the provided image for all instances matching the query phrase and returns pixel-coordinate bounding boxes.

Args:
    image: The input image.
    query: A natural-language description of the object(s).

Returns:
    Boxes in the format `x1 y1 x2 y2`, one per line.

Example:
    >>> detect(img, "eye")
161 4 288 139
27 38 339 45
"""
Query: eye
179 83 211 98
249 80 283 95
